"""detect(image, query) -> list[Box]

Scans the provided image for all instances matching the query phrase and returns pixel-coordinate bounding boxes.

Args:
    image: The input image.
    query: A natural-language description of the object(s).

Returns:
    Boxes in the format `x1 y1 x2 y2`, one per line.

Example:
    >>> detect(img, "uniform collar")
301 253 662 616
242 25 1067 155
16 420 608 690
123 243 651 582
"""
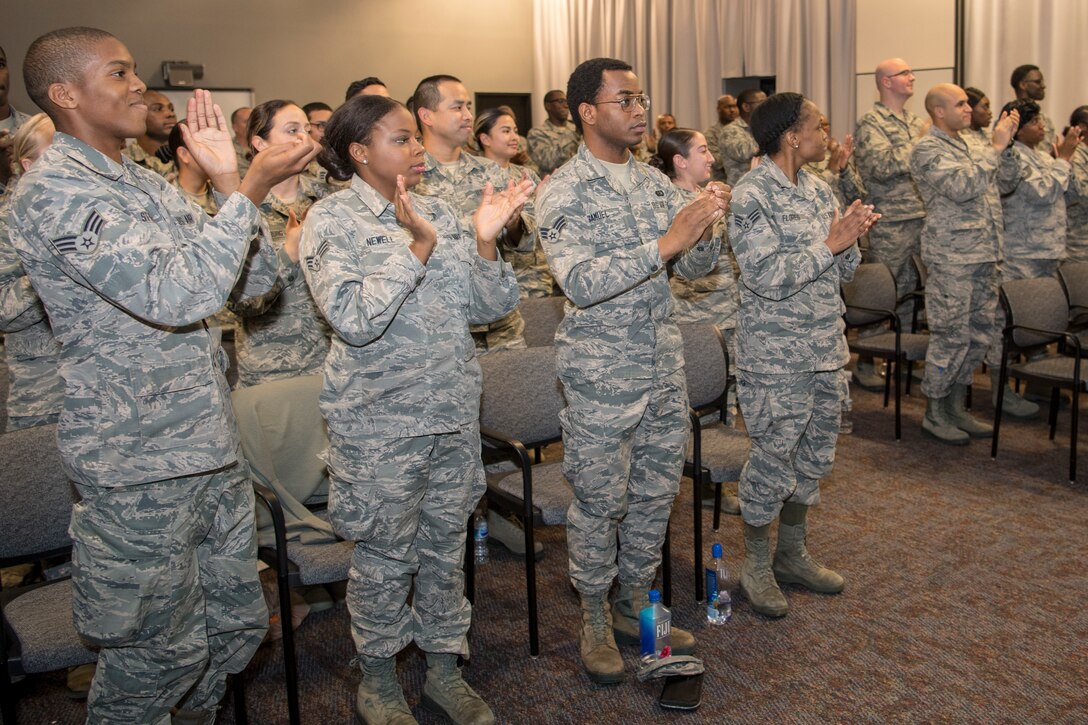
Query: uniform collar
349 174 397 219
571 142 651 188
52 132 127 181
423 149 487 178
874 102 915 125
760 155 819 200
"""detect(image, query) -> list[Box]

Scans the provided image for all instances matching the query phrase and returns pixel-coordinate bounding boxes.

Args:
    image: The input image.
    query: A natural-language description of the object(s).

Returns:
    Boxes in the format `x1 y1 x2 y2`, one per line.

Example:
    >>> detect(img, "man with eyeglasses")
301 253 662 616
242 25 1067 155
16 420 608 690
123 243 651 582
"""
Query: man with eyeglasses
719 88 765 185
536 57 730 685
705 94 739 182
1010 64 1056 148
853 57 929 390
528 89 580 176
301 101 335 186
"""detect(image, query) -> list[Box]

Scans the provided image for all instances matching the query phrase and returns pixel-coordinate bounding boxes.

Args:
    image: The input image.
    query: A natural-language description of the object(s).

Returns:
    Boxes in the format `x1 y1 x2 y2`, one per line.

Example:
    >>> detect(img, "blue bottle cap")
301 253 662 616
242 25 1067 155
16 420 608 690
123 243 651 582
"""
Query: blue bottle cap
648 589 661 603
712 543 723 558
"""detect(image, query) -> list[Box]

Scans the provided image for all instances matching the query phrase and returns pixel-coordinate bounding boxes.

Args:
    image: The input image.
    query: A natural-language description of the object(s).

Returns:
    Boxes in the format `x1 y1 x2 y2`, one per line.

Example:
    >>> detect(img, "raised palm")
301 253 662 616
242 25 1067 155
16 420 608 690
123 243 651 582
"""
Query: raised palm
179 89 240 180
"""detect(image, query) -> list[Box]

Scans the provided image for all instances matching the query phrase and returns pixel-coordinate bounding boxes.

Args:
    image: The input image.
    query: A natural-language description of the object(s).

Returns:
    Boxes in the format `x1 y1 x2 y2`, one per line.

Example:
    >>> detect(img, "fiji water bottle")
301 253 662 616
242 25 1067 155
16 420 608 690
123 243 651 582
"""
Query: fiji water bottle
706 543 732 625
639 589 672 663
473 511 489 565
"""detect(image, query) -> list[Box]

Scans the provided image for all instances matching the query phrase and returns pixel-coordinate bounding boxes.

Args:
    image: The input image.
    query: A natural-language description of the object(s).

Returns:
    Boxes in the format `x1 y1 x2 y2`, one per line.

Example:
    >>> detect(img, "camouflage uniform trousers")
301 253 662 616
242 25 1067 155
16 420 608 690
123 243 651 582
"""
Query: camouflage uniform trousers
471 308 527 354
985 257 1060 367
863 218 924 334
920 262 998 399
70 463 266 723
326 423 485 659
1066 239 1088 264
560 368 689 595
736 369 846 527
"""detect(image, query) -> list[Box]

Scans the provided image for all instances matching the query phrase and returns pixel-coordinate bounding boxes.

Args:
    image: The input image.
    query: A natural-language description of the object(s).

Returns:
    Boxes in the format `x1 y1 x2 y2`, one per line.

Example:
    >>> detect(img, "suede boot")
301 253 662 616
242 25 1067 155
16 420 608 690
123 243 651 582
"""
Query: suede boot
577 595 625 684
355 656 416 725
611 584 695 655
990 368 1040 419
921 395 970 445
740 522 789 617
421 653 494 725
943 383 994 438
772 503 844 593
852 358 885 392
486 509 544 560
700 482 741 515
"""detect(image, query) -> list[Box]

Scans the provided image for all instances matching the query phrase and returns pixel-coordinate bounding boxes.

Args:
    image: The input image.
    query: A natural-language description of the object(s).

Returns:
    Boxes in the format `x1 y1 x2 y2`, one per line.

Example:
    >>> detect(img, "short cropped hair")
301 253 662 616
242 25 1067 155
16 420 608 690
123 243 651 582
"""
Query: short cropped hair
302 101 333 117
23 27 116 113
344 77 387 102
1010 64 1040 92
566 58 632 134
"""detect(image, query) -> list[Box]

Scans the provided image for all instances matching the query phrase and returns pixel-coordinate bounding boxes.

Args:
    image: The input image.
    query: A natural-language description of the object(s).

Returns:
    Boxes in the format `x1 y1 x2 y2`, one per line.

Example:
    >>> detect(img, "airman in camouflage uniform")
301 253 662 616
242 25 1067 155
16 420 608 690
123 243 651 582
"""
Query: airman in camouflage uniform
719 118 759 185
1010 64 1057 148
0 193 62 429
527 90 580 176
9 36 310 718
231 173 331 387
1065 112 1088 262
910 84 1021 444
729 135 863 616
499 162 554 297
705 94 739 182
0 108 33 197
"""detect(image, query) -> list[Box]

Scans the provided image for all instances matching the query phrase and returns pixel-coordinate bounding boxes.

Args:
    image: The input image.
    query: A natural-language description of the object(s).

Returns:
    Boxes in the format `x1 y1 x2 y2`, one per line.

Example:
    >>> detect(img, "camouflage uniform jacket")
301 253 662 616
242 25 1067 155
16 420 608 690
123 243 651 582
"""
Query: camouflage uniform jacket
728 156 860 375
536 143 720 381
0 192 62 420
300 175 519 437
232 173 331 386
804 152 866 207
0 107 33 198
1065 143 1088 247
1002 140 1071 260
174 179 220 217
499 163 554 297
854 102 927 221
704 121 731 181
668 186 739 320
122 138 177 182
909 126 1020 266
234 139 251 178
720 118 759 185
8 132 278 486
961 126 992 153
527 119 580 177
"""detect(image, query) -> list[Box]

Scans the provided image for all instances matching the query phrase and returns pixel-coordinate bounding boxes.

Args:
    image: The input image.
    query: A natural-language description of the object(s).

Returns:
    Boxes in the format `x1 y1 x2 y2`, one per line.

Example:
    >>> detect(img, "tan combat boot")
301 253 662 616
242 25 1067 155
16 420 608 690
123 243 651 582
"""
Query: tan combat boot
421 653 494 725
772 503 844 594
943 383 993 438
740 522 789 617
611 584 696 655
921 395 970 445
355 656 417 725
990 368 1039 419
578 594 625 684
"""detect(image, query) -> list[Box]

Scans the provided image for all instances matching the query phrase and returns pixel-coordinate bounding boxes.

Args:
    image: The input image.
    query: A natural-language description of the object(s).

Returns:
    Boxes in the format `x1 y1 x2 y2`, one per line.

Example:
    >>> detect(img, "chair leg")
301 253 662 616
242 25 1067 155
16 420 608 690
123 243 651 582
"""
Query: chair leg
905 361 914 396
276 574 301 725
966 384 972 410
231 673 248 725
712 480 723 531
661 524 672 608
692 467 703 602
882 360 892 408
1071 386 1080 483
992 360 1008 460
894 357 902 441
0 660 16 725
523 506 539 657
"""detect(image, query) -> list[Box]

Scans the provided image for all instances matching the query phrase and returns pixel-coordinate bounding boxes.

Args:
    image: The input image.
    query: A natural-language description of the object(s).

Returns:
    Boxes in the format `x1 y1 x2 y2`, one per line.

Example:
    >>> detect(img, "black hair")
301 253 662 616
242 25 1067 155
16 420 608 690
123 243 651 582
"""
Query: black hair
230 107 249 125
408 74 462 130
473 107 516 150
999 99 1040 136
749 92 807 156
737 88 764 109
23 27 115 113
1070 105 1088 129
1010 64 1040 92
167 120 186 159
320 95 404 182
246 99 297 147
543 89 565 104
344 77 387 102
302 102 333 117
964 87 987 109
566 57 632 134
649 128 699 179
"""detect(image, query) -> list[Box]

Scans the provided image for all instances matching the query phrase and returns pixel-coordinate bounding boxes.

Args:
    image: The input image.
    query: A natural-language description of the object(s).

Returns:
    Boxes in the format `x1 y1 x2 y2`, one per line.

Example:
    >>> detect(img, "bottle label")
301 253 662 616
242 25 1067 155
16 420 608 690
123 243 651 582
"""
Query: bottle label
706 568 719 602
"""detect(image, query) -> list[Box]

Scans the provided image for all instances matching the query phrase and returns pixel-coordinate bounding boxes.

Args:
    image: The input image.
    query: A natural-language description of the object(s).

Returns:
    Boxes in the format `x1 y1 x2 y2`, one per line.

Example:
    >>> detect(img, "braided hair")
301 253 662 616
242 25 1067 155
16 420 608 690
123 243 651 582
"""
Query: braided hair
998 99 1040 135
749 92 806 156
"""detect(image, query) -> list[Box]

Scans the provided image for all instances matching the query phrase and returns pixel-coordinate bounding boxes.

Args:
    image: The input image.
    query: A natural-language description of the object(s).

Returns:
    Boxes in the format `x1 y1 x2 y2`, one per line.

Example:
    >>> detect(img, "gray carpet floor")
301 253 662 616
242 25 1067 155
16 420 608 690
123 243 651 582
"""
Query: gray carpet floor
6 369 1088 724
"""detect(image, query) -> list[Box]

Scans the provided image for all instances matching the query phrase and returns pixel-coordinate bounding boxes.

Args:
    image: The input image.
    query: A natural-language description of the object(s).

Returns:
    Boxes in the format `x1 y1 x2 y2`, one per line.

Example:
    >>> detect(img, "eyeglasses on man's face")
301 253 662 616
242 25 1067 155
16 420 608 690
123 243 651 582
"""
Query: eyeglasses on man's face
889 69 915 79
593 94 651 112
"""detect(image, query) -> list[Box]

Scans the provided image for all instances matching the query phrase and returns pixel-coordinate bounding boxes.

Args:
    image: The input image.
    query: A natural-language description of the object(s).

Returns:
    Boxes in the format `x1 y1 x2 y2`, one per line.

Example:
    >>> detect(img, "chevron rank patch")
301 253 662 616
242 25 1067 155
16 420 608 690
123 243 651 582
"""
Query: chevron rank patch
734 208 762 232
53 209 105 254
305 239 330 272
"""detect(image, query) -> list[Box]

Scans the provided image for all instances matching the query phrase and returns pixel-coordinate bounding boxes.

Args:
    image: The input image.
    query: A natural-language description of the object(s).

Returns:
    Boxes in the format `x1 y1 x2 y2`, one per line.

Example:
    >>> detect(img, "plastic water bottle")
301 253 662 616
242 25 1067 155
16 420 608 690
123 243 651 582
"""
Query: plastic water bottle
473 512 489 565
639 589 672 664
840 395 854 435
705 543 732 625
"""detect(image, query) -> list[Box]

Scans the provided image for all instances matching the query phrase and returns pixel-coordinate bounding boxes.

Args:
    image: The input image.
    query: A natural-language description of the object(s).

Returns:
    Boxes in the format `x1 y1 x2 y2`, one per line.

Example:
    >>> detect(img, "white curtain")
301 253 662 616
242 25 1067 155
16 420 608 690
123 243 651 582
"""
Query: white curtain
532 0 857 137
964 0 1088 135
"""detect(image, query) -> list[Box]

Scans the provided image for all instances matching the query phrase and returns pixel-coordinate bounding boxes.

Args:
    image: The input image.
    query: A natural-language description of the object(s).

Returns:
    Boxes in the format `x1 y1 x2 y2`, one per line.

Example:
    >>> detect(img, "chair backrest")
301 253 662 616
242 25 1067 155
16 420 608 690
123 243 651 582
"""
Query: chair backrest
0 424 76 565
479 346 564 447
841 262 897 327
679 323 728 410
1058 261 1088 317
912 254 928 288
231 374 337 543
1000 276 1070 350
519 296 567 348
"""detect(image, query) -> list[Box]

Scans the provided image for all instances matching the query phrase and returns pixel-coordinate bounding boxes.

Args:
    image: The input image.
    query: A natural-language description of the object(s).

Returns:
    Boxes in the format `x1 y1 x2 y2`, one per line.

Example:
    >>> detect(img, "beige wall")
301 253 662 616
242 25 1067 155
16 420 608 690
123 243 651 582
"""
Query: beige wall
6 0 534 114
855 0 956 119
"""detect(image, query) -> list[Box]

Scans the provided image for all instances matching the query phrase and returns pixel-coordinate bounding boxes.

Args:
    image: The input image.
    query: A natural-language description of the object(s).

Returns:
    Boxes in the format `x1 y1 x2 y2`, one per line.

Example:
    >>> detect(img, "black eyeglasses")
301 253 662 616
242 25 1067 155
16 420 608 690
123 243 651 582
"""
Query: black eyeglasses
889 69 914 78
592 94 651 112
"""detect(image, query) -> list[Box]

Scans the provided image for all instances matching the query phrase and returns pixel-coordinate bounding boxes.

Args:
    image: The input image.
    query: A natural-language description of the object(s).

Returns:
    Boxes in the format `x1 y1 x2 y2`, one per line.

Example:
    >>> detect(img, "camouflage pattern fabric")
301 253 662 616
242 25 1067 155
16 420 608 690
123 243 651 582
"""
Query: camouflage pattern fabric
854 102 927 222
1040 111 1057 149
1066 143 1088 262
536 143 718 595
122 138 177 183
232 173 331 387
1002 141 1071 262
704 121 732 182
174 180 220 217
961 126 992 153
0 193 62 429
728 156 860 376
0 108 33 198
804 153 866 208
233 139 251 179
719 118 759 186
416 149 528 352
527 119 580 177
300 175 516 658
500 162 555 298
8 131 277 722
910 127 1018 398
736 370 845 527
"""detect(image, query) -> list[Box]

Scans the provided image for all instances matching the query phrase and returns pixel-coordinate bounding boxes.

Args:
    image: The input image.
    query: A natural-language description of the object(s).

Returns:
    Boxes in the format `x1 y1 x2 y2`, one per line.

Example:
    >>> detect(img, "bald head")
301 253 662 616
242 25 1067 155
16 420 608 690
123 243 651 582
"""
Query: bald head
874 57 914 106
925 83 971 134
717 94 738 124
